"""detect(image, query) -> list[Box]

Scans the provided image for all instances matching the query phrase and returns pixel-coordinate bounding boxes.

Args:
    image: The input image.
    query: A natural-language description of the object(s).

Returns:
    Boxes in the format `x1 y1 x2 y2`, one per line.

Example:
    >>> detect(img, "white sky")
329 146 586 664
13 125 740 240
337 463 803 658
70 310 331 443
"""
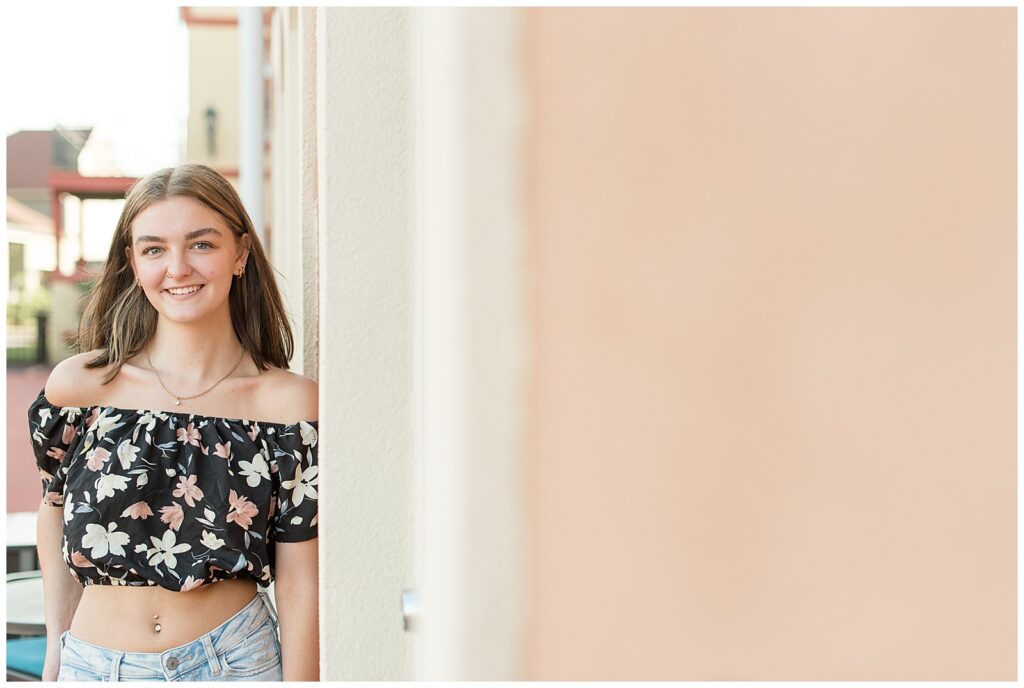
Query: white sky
1 4 187 176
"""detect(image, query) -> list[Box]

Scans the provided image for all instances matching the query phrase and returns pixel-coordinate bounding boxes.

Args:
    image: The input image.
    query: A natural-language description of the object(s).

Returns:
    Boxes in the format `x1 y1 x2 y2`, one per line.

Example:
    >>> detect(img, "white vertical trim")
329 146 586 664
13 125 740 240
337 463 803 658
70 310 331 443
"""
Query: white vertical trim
415 7 526 680
239 7 265 244
270 7 305 373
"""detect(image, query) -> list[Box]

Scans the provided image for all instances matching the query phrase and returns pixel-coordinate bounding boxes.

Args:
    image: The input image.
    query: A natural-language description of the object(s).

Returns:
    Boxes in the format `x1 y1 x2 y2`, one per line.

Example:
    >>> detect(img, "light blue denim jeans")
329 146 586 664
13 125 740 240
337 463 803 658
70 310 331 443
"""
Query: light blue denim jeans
57 591 282 682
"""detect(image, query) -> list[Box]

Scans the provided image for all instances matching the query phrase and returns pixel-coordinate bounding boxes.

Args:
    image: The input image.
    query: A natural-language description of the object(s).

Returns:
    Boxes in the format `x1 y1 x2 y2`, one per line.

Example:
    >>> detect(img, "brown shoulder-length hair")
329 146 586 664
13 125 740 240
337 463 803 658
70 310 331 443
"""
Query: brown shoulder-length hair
77 163 294 383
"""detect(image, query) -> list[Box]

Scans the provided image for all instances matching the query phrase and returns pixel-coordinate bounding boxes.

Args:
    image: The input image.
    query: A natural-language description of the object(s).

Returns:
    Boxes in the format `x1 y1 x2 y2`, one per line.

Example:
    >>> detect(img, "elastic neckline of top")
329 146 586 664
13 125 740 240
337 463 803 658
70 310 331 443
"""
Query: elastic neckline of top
35 388 317 429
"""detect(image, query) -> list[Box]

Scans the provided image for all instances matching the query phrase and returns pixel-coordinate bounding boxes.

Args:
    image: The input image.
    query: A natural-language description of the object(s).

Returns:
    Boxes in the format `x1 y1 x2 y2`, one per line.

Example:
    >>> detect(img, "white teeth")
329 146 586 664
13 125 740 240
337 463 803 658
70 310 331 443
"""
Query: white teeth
167 285 202 295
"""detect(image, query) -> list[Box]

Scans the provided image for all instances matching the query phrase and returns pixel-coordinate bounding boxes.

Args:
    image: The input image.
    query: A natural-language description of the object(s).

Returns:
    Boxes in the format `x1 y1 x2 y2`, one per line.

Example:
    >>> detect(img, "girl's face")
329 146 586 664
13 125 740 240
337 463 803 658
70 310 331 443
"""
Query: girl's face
126 196 250 326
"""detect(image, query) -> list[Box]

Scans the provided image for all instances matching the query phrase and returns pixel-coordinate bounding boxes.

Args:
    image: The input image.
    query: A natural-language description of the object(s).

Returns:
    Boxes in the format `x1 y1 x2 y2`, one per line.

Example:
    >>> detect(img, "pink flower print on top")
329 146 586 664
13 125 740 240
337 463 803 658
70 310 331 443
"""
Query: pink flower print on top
214 441 231 460
159 502 185 532
62 422 76 445
172 474 204 507
86 447 111 472
46 446 66 462
226 489 259 530
121 501 154 520
71 551 96 568
176 423 201 447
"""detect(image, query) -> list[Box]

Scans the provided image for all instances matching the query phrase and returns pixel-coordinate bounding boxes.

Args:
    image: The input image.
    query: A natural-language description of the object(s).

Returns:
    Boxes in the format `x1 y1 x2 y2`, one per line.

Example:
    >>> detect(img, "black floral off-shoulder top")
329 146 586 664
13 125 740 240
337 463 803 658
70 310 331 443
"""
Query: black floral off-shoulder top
28 388 319 592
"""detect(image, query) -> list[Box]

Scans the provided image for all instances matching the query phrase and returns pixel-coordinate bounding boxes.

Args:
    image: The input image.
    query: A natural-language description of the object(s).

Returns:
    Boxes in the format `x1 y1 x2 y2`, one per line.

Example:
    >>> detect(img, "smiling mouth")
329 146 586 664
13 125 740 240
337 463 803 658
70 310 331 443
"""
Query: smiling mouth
163 285 205 296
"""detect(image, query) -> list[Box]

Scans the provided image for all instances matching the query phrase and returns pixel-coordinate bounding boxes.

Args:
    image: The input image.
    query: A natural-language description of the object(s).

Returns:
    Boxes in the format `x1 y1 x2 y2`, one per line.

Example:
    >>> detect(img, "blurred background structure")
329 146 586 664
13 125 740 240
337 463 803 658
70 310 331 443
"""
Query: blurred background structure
4 5 1016 682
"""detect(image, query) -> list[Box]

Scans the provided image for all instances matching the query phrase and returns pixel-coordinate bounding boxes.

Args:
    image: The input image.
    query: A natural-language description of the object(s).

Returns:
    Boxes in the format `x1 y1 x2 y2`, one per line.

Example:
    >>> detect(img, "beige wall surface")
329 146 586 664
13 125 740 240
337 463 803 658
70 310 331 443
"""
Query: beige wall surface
186 14 240 169
524 8 1015 680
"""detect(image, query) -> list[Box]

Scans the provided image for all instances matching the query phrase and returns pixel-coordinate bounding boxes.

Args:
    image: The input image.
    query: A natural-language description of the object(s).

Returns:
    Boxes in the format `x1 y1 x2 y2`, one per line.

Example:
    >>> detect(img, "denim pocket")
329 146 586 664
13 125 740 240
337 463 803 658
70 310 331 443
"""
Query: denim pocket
59 635 108 681
219 620 281 677
58 660 108 682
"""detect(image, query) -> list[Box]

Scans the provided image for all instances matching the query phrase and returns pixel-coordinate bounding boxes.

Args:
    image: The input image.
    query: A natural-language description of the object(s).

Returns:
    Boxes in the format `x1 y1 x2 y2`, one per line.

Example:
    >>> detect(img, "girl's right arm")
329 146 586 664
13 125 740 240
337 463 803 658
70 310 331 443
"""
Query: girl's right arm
37 497 82 681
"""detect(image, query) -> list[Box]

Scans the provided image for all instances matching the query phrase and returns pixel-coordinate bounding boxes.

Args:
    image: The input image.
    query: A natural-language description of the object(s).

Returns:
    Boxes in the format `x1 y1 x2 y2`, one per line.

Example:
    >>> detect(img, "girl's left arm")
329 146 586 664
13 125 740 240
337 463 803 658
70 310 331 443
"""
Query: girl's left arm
274 538 320 681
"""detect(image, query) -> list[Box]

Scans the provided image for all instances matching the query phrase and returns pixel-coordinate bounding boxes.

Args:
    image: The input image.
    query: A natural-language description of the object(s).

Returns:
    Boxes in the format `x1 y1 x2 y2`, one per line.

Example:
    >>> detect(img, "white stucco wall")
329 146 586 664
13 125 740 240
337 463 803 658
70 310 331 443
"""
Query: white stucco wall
315 7 414 680
298 8 319 379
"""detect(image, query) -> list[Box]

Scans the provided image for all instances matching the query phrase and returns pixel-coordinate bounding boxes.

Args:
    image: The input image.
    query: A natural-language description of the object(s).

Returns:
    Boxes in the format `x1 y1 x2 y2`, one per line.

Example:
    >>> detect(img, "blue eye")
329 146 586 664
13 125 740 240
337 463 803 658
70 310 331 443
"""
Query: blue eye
142 247 163 256
193 241 213 250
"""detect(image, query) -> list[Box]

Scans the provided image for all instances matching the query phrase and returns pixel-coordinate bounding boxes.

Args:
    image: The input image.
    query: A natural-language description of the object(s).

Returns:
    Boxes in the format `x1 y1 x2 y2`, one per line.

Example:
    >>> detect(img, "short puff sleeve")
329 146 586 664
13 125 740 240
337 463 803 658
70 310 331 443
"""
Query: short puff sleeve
268 420 319 542
27 389 85 507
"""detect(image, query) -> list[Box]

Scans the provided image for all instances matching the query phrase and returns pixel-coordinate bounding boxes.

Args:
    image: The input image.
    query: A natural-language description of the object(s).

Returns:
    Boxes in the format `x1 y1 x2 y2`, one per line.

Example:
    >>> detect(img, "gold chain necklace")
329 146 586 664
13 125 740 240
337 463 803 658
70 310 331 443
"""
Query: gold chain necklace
145 347 246 406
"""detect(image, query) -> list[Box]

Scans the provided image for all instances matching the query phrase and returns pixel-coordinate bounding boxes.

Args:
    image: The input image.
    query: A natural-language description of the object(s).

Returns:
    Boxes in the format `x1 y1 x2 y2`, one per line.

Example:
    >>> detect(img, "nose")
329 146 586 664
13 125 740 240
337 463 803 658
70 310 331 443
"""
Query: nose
165 250 193 280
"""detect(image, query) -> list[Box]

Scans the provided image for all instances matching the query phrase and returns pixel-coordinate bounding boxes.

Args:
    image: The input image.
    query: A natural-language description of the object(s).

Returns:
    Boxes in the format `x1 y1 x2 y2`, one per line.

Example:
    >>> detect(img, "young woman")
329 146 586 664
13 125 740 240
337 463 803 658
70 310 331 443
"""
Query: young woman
29 164 319 681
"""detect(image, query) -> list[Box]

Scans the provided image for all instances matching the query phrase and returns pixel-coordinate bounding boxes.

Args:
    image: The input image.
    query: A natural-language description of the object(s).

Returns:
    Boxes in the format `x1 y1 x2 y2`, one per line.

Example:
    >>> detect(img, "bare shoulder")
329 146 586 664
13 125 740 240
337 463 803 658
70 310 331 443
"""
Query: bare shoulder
44 349 113 407
259 368 318 423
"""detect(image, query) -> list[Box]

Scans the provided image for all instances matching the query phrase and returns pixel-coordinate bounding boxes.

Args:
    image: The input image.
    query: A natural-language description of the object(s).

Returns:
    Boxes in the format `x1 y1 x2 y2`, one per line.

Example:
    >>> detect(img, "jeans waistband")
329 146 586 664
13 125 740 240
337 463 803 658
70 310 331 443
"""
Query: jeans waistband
60 590 279 680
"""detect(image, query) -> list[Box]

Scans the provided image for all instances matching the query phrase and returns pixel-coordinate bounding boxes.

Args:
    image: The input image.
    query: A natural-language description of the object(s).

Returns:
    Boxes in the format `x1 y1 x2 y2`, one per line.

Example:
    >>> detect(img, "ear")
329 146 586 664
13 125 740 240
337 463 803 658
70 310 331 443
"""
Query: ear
237 232 251 264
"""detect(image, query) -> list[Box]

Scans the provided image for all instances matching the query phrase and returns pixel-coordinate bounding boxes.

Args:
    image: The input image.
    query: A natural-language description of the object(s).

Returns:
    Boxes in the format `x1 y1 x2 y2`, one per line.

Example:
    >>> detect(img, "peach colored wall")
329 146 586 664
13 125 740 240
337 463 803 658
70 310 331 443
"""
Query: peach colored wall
524 8 1015 680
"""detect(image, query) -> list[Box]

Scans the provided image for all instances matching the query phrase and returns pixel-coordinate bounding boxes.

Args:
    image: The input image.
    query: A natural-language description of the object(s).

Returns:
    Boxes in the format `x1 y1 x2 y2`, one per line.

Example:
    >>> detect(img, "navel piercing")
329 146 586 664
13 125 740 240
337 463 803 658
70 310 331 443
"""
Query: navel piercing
153 612 161 633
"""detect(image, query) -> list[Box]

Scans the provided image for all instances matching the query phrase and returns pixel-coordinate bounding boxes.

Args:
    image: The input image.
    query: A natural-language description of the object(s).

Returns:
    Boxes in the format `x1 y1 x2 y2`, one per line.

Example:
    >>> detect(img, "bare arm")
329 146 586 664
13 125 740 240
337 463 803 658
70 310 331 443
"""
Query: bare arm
37 498 82 681
273 538 320 681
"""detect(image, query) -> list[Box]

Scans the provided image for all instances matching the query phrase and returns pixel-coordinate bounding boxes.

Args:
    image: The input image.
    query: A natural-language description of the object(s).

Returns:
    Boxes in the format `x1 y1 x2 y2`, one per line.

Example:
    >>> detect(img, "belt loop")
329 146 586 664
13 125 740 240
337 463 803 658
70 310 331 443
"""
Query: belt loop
108 651 124 682
260 590 280 631
201 634 223 676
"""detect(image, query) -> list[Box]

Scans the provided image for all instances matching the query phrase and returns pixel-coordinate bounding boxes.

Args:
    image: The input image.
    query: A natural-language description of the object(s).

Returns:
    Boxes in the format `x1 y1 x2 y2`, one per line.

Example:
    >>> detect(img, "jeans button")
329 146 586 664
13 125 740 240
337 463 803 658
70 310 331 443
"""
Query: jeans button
166 656 179 670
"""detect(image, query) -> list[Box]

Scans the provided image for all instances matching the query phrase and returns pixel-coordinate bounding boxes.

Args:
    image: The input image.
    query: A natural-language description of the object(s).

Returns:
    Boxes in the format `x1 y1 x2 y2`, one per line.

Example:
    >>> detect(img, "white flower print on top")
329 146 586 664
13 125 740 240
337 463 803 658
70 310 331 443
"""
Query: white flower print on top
147 529 191 569
201 530 225 550
299 421 318 447
137 411 168 433
281 460 319 507
116 440 140 470
180 575 204 592
237 453 270 487
95 473 130 502
81 522 131 558
91 411 123 441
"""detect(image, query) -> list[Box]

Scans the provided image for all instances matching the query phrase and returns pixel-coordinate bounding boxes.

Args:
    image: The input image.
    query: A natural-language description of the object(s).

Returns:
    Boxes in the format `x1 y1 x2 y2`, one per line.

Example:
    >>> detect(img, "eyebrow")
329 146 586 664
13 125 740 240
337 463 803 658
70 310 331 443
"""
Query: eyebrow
134 227 224 244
